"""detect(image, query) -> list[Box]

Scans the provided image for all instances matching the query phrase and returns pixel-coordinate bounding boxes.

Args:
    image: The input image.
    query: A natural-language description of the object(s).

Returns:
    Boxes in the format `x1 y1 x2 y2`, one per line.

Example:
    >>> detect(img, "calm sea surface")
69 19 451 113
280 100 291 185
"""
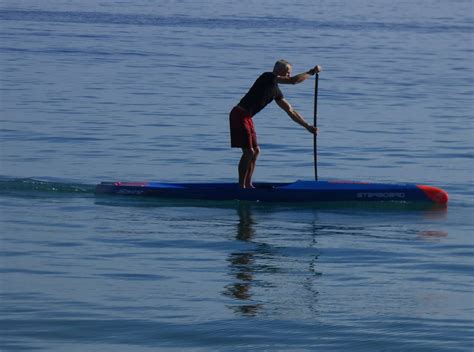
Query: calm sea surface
1 1 473 351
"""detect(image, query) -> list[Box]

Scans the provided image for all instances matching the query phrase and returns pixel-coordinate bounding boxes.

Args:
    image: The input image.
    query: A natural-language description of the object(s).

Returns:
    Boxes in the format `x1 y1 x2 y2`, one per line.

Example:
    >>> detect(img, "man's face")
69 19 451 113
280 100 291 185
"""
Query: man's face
283 65 292 77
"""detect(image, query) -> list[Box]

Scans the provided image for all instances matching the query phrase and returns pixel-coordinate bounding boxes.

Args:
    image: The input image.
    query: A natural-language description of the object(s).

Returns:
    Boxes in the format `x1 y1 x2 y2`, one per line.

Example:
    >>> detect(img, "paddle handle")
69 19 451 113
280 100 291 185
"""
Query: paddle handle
313 73 319 181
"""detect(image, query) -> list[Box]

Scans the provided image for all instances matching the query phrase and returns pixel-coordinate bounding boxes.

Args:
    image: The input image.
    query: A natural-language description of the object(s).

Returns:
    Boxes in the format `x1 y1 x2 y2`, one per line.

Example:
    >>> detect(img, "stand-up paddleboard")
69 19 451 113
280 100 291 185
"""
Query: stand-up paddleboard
95 180 448 205
97 74 448 206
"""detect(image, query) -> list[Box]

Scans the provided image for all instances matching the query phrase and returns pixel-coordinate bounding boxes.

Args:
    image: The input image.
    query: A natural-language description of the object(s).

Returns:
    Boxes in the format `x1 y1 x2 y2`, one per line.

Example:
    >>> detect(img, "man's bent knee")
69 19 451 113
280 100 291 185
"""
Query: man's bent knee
254 147 260 157
242 148 257 158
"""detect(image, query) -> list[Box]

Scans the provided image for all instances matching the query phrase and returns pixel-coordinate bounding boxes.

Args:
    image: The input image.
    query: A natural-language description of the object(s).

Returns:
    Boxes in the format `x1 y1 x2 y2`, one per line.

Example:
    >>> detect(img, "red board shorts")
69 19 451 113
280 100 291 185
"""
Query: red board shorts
229 106 258 149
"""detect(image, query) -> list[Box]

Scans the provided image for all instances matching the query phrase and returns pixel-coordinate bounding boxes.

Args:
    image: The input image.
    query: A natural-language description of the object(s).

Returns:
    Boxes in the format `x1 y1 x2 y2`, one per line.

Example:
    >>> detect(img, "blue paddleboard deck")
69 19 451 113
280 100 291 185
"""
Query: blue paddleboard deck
95 180 448 205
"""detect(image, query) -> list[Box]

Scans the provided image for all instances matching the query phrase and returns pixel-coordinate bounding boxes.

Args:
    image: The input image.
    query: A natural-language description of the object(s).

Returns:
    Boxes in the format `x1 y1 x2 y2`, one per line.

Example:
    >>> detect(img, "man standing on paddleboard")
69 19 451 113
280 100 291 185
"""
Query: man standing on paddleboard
230 60 321 188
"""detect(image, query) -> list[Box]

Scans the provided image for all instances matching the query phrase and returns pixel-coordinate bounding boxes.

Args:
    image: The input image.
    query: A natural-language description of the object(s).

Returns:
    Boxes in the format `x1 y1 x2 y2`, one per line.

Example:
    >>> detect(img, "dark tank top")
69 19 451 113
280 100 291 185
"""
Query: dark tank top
238 72 284 116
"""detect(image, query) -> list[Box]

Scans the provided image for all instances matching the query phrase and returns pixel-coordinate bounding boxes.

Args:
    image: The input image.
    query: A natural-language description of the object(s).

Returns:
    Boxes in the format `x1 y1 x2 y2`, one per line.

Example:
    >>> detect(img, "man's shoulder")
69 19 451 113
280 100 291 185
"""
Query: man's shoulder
260 71 275 78
257 71 276 83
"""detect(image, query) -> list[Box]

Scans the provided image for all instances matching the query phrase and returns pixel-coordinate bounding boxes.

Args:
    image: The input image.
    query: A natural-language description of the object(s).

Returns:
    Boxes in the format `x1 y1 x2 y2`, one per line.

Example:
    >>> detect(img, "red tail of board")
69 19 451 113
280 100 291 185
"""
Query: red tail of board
417 185 449 204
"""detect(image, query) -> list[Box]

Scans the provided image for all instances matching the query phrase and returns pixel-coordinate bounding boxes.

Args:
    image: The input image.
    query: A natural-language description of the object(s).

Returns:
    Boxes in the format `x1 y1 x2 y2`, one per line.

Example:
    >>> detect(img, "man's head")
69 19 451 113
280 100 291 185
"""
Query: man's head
273 60 292 77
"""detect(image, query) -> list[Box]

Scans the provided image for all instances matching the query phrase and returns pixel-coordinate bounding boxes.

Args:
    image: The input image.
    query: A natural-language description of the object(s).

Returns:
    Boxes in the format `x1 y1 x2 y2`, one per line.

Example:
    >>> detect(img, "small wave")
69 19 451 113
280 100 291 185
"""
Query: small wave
0 177 95 195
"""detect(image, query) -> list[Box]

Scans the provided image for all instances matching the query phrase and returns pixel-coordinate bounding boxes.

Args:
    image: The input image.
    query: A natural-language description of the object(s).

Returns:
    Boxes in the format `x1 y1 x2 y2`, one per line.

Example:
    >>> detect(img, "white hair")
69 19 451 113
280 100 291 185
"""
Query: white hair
273 59 292 72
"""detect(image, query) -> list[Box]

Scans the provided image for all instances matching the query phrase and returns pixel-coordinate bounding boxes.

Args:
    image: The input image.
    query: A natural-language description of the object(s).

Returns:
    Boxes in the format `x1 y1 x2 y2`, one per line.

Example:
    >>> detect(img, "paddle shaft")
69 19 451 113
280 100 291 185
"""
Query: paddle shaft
313 73 319 181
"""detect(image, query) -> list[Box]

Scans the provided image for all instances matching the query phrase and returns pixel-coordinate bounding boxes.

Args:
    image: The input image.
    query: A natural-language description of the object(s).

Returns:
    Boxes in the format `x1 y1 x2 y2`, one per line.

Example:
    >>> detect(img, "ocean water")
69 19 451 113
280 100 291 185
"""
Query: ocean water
1 1 473 351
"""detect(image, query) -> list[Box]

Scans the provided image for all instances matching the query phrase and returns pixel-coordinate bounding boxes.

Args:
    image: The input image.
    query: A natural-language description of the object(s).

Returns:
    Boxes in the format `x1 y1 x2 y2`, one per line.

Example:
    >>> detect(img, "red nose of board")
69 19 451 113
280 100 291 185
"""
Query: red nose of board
417 185 449 204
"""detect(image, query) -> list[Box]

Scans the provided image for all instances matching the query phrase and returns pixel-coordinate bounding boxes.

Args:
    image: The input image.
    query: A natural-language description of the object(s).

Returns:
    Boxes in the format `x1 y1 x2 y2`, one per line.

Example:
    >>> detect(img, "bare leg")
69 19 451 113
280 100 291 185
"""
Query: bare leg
245 146 260 188
239 148 257 189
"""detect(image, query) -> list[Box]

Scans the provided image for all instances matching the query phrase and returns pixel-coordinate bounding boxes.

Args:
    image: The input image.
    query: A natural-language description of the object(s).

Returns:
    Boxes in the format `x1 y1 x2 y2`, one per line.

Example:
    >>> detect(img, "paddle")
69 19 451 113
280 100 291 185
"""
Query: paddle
313 73 319 181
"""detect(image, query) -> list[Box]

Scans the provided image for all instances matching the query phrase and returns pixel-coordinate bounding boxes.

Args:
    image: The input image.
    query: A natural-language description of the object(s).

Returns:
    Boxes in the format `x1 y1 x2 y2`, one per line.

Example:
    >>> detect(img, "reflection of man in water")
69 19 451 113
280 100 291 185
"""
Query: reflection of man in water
223 204 262 316
224 204 323 318
236 202 255 241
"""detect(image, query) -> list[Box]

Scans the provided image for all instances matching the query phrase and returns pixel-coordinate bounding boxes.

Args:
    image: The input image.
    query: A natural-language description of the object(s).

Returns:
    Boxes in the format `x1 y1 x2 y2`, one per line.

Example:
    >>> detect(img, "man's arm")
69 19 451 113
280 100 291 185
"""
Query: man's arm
276 98 318 134
275 65 322 85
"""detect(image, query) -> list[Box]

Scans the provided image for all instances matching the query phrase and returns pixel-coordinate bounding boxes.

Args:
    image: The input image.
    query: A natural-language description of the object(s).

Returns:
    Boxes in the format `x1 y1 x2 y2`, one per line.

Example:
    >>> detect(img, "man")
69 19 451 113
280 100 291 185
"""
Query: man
229 60 321 189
